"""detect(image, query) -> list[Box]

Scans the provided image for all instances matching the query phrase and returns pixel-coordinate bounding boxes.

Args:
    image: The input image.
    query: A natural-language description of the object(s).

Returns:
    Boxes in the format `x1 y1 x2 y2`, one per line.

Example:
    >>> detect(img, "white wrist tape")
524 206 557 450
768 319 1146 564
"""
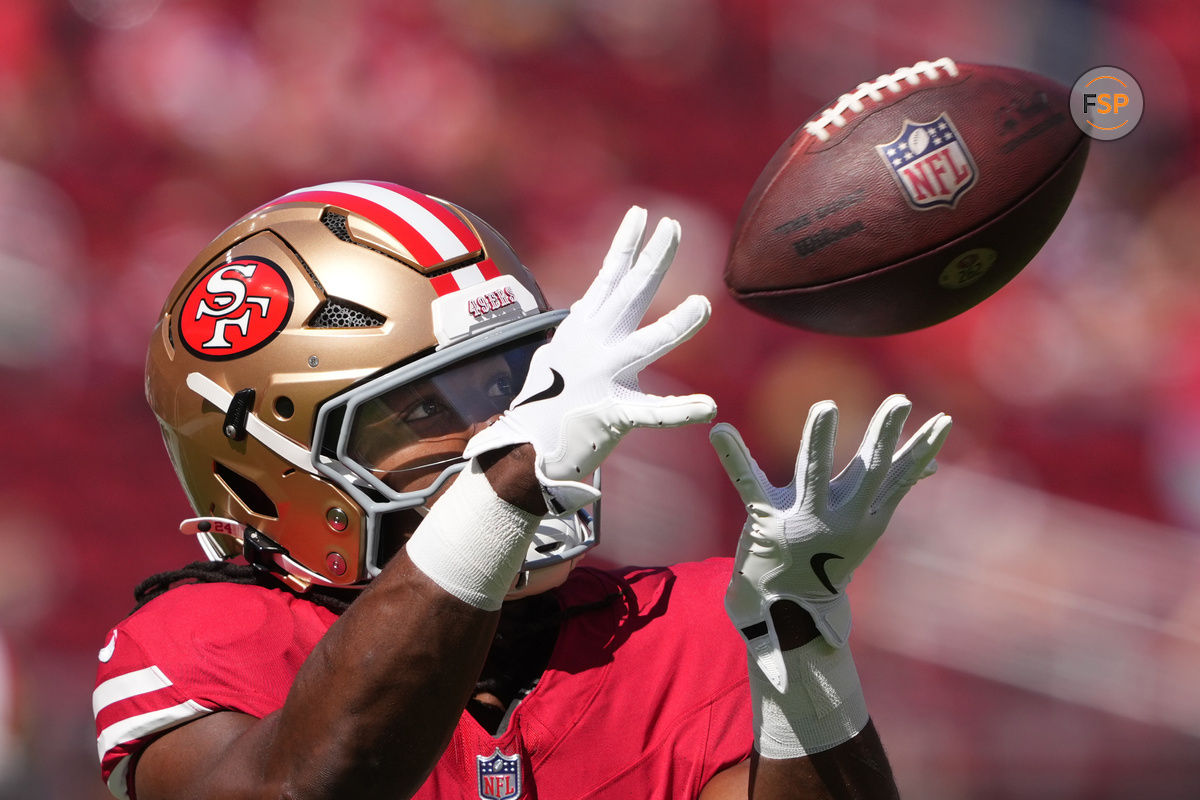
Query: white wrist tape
404 459 539 611
749 637 869 759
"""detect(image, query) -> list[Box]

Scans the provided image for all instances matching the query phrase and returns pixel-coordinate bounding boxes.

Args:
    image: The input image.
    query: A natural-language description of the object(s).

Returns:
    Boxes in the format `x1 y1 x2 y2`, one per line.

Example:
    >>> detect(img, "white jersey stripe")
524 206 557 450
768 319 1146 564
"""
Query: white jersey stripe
97 699 212 762
93 665 172 717
285 181 471 260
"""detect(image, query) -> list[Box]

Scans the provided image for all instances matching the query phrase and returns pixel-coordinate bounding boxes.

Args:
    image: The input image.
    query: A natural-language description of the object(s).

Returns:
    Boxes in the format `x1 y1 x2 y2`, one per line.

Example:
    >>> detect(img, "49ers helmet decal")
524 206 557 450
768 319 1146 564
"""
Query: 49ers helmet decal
178 256 293 360
146 181 595 590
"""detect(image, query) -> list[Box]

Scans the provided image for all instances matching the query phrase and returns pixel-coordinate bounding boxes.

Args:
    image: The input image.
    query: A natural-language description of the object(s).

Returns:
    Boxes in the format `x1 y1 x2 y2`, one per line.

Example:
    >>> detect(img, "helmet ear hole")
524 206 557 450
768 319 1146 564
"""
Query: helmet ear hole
214 462 279 519
274 396 295 420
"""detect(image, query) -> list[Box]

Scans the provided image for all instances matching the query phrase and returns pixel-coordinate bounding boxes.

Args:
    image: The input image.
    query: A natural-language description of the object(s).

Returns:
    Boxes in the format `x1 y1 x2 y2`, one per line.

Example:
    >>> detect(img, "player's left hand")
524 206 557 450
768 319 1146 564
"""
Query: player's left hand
465 206 716 515
710 395 951 692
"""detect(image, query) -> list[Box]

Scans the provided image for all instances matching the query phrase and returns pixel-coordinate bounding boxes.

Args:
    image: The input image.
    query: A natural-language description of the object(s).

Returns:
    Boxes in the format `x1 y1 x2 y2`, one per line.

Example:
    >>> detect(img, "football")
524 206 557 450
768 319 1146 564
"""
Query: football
725 57 1089 336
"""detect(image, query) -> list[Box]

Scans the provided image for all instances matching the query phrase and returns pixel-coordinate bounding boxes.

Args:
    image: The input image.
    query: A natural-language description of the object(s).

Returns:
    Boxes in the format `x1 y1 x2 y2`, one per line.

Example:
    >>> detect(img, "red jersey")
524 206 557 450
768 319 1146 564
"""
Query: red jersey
94 558 752 799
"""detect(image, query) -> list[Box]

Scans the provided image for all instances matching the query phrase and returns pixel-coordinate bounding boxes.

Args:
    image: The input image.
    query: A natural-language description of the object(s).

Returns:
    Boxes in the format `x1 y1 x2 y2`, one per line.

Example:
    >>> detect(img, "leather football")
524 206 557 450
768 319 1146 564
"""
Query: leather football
725 58 1088 336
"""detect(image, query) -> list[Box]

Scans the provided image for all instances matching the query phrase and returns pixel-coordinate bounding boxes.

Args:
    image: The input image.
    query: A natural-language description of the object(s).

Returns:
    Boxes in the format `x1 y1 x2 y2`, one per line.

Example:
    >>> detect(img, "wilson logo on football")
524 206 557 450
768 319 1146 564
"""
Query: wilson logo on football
875 113 977 210
179 257 293 359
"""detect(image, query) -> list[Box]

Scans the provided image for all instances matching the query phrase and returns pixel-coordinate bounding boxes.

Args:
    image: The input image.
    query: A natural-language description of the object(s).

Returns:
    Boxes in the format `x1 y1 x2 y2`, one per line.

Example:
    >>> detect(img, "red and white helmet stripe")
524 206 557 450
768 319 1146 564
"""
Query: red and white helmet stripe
264 180 483 269
429 258 502 296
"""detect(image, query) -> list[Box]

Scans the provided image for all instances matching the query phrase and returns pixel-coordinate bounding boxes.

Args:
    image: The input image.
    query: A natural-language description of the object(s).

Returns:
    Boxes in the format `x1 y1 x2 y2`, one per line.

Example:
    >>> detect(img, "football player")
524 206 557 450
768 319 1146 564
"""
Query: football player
93 181 950 799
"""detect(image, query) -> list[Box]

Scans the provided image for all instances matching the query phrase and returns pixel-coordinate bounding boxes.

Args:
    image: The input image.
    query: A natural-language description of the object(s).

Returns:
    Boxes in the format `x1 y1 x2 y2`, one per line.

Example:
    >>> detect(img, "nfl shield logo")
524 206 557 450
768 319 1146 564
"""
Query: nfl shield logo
875 113 977 210
477 748 522 800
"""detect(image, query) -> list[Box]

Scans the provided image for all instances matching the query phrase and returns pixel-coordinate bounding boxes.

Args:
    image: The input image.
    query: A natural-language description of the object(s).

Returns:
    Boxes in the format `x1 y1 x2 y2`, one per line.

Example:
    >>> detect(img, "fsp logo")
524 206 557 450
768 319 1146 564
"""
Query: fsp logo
179 256 293 359
1070 66 1143 140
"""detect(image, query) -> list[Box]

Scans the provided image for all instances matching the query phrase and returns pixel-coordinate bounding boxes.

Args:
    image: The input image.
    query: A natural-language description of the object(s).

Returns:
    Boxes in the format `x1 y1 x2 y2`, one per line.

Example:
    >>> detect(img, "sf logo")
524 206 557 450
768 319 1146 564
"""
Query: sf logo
196 263 272 348
179 256 293 359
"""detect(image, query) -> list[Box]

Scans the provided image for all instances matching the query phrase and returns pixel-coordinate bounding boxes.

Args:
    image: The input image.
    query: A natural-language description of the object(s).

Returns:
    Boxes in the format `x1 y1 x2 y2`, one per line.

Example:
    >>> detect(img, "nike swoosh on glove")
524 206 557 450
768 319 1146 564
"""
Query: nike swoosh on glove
464 206 716 514
711 395 951 692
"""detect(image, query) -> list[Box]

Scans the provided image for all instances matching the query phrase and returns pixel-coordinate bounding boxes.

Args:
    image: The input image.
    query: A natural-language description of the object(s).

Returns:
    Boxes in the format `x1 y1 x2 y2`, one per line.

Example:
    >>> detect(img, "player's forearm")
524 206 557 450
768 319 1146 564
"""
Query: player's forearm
259 447 543 799
477 443 547 515
749 721 899 800
263 551 500 799
742 603 900 800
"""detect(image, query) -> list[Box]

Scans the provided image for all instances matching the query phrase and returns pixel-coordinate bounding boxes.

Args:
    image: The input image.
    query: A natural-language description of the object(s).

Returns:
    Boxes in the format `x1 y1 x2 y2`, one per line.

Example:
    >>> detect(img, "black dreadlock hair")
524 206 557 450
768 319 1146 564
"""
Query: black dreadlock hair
132 560 621 624
131 559 357 615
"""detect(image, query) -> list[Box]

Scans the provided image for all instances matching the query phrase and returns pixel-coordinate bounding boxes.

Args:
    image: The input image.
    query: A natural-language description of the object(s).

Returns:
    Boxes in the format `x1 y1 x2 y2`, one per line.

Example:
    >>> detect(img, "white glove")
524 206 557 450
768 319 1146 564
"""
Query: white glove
711 394 951 692
464 206 716 514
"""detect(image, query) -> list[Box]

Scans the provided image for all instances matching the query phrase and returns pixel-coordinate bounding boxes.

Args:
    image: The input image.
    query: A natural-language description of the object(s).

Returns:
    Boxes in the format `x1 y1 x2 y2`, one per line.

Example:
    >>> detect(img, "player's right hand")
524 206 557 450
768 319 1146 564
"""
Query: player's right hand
710 395 951 692
465 206 716 514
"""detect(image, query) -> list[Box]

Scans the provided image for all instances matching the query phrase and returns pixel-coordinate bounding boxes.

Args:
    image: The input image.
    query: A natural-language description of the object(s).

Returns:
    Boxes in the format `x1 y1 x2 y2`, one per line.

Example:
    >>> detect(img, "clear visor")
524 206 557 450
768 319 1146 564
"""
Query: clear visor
310 309 596 586
343 334 546 495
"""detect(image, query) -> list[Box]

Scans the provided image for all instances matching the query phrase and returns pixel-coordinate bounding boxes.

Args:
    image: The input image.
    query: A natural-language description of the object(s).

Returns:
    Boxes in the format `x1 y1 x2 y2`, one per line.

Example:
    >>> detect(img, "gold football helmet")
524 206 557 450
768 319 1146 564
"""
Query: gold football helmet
146 181 594 591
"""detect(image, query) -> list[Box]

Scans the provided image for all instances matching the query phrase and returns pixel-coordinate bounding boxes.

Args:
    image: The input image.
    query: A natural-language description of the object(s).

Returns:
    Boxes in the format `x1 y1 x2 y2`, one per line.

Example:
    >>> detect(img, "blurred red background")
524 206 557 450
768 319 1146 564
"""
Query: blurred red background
1 1 1198 797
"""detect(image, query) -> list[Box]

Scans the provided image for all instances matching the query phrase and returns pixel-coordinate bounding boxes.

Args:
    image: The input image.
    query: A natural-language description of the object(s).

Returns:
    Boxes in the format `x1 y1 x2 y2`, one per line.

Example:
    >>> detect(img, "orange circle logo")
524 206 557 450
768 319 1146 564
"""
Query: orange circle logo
179 257 293 359
1070 66 1143 140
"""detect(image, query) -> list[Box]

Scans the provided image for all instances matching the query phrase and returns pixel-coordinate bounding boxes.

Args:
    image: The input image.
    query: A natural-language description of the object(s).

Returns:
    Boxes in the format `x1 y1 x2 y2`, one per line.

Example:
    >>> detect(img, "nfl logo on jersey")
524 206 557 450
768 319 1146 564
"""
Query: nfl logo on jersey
875 113 977 210
477 749 522 800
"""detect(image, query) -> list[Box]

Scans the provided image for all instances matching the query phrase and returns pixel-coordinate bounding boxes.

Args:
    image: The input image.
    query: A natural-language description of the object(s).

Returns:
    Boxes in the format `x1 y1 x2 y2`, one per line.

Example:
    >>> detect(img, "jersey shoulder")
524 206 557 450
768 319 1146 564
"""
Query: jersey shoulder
94 581 335 799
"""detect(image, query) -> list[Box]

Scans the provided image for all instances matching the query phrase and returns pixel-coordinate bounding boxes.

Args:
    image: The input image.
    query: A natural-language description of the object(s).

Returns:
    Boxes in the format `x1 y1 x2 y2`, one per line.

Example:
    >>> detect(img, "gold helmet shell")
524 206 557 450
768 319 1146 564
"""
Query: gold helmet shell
146 181 582 588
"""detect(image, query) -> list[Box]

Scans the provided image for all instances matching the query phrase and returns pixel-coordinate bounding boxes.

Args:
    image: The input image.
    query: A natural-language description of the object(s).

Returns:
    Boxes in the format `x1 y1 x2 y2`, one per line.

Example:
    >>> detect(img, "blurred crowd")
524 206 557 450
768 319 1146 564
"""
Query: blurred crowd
1 0 1198 797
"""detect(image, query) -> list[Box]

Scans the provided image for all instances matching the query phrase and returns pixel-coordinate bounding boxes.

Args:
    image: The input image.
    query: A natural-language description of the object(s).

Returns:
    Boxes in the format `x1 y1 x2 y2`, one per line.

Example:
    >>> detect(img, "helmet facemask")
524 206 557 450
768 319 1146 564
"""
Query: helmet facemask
313 309 597 585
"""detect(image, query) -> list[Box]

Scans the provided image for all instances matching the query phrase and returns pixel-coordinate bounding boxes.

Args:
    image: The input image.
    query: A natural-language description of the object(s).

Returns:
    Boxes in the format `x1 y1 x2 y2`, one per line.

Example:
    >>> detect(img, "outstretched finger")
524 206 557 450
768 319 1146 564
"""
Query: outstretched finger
873 412 952 513
796 400 839 513
602 217 681 327
617 294 711 375
572 206 647 318
709 422 773 509
843 394 912 509
624 393 718 429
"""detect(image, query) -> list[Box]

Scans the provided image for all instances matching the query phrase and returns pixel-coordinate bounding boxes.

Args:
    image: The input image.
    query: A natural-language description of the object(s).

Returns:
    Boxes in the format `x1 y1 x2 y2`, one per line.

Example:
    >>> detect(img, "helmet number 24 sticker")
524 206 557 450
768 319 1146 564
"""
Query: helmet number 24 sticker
179 256 293 359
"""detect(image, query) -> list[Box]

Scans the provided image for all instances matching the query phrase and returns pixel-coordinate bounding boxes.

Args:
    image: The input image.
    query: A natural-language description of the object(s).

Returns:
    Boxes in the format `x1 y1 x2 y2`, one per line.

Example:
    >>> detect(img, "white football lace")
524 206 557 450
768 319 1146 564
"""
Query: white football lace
803 57 959 142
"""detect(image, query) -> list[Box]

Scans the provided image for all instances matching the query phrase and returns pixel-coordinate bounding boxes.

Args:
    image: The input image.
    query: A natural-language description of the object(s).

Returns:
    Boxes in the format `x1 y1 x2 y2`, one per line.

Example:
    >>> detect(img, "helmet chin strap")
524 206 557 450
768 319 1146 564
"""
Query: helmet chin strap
507 503 598 599
180 516 349 591
507 556 585 600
